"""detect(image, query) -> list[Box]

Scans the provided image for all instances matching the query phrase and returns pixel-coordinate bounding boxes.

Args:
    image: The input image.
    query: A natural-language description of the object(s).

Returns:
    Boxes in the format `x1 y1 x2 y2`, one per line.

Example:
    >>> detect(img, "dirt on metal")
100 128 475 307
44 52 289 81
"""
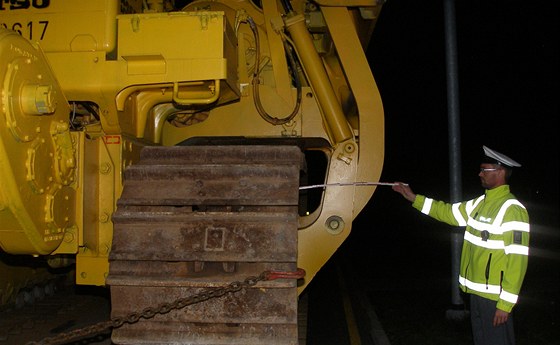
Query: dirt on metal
107 145 303 344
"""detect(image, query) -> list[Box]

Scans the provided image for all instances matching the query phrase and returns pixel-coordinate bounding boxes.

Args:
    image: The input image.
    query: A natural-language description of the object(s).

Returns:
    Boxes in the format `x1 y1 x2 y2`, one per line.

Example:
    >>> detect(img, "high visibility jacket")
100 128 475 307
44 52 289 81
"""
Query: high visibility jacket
412 185 530 313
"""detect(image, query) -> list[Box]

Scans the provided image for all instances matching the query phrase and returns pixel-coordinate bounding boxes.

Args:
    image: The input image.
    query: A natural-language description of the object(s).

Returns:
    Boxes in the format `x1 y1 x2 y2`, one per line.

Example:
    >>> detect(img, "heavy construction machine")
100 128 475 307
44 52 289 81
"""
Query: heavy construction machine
0 0 384 343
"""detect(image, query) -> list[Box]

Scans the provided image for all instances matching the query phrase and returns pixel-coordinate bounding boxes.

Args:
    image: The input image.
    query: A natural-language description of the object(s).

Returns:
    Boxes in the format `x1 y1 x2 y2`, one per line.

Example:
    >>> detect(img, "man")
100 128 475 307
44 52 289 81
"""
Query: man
392 146 530 345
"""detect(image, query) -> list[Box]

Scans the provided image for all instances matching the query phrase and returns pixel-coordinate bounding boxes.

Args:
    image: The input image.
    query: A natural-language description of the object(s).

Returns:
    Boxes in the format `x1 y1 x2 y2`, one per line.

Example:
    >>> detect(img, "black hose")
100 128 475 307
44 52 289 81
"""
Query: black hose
280 0 293 14
248 17 302 126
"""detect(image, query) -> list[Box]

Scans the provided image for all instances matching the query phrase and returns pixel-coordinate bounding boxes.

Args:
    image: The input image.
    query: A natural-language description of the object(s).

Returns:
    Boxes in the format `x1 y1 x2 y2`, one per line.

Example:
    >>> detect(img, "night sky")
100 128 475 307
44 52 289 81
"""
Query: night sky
354 0 559 285
367 0 558 206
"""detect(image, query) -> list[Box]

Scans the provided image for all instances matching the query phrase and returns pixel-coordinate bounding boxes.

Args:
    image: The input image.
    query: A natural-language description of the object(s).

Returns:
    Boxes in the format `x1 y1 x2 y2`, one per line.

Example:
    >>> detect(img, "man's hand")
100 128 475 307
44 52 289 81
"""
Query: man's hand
493 309 510 327
392 182 416 202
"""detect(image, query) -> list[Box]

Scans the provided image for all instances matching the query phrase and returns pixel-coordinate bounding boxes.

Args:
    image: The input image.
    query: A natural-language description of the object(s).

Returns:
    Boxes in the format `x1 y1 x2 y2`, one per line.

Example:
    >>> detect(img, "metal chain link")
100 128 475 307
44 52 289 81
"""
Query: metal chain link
25 271 276 345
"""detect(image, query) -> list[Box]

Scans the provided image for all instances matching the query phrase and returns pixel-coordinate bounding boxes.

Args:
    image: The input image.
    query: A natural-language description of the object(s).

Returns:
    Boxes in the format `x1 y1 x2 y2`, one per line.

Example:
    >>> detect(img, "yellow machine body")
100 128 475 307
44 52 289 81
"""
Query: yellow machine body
0 0 384 306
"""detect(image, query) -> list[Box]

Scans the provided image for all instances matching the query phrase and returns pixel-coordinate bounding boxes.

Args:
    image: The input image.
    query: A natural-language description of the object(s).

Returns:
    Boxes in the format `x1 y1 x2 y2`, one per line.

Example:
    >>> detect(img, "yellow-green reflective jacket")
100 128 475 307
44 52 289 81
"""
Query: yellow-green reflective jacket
413 185 530 313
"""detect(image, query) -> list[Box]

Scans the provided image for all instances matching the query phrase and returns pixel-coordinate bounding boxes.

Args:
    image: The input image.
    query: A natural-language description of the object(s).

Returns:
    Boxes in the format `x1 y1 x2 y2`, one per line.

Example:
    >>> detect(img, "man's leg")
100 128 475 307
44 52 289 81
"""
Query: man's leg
470 294 515 345
470 294 484 345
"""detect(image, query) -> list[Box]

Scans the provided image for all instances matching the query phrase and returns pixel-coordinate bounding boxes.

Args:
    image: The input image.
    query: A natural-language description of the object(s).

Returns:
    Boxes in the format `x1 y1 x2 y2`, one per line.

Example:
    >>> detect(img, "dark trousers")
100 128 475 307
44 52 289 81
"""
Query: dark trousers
470 294 515 345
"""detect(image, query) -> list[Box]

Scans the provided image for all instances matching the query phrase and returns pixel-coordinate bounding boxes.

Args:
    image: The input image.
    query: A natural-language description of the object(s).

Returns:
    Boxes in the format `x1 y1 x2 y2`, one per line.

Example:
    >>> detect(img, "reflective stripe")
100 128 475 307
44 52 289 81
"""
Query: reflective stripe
505 244 529 255
459 276 501 295
494 199 526 226
466 196 485 215
459 276 520 304
467 218 502 234
502 221 530 233
500 290 519 304
452 202 467 226
421 198 433 215
464 231 529 254
464 231 504 250
466 209 529 236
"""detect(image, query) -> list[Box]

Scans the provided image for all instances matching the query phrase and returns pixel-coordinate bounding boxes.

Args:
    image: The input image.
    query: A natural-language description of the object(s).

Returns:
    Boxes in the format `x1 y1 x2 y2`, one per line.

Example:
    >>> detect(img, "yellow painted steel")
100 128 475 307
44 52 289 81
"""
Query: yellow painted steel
0 0 385 306
0 0 119 53
293 7 384 292
262 0 294 106
75 135 122 286
0 29 77 254
284 13 353 144
322 6 384 215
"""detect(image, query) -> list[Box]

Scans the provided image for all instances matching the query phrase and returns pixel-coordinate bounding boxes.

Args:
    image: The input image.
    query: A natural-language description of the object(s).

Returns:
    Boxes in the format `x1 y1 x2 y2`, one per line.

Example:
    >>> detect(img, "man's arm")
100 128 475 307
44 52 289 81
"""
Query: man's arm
392 182 416 202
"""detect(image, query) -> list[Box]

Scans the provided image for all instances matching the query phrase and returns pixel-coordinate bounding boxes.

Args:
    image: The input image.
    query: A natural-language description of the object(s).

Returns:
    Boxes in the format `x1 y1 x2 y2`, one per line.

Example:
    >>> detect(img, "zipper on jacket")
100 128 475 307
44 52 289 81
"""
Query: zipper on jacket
485 253 492 289
500 271 504 293
462 245 472 294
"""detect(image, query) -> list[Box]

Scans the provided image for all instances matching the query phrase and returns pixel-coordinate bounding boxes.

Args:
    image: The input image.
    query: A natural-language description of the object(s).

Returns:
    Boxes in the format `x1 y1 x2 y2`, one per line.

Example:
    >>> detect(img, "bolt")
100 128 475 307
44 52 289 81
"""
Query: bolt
329 219 340 229
56 121 68 133
63 231 74 243
344 143 356 153
325 215 345 235
99 213 110 223
100 163 112 174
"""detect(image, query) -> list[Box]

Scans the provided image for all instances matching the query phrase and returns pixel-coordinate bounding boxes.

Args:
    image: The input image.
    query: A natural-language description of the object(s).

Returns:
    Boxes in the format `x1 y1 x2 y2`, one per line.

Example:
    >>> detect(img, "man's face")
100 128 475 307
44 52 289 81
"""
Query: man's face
479 163 505 189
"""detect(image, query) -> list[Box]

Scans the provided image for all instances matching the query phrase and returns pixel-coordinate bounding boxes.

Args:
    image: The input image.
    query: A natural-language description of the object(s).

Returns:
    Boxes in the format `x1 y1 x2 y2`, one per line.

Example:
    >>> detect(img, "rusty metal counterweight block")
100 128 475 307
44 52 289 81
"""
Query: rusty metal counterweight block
107 145 303 344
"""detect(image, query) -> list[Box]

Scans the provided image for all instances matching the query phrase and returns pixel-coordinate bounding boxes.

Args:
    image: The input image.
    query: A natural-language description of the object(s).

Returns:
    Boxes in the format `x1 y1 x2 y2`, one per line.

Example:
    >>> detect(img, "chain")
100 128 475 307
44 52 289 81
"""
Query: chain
25 269 304 345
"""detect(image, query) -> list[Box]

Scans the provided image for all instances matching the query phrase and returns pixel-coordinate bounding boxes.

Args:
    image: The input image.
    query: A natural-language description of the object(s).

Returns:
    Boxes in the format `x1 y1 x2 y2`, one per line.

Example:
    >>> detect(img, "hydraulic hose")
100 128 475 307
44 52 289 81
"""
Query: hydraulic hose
247 16 302 126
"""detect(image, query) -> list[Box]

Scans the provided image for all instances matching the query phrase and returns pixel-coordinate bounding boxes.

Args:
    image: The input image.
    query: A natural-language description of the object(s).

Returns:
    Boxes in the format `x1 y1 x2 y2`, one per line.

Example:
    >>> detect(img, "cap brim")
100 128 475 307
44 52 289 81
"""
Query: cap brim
483 145 521 168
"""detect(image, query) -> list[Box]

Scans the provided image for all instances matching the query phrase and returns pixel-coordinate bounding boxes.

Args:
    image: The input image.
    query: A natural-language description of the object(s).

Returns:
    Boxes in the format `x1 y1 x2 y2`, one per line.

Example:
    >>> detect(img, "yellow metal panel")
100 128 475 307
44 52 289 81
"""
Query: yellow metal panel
76 255 110 286
321 6 384 213
0 0 119 52
76 135 122 286
117 12 229 82
262 0 293 105
297 143 358 292
40 10 234 137
52 132 85 254
122 55 166 75
118 12 225 60
0 29 78 254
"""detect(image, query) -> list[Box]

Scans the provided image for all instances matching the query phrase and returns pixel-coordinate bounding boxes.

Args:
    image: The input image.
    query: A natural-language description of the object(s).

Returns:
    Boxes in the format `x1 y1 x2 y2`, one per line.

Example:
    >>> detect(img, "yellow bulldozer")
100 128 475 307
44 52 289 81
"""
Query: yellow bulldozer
0 0 384 343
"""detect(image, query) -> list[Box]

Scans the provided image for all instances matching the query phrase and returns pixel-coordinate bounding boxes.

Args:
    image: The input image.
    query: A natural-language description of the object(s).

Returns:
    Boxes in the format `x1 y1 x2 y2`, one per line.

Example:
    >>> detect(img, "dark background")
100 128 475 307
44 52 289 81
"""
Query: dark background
367 0 558 203
332 1 558 344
